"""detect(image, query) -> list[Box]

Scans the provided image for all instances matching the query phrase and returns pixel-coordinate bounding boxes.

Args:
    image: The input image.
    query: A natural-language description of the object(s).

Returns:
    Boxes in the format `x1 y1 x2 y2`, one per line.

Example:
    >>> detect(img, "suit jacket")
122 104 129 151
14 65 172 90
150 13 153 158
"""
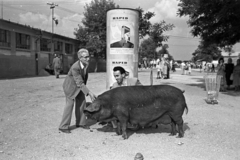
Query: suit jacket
63 60 89 99
52 57 61 69
111 77 142 89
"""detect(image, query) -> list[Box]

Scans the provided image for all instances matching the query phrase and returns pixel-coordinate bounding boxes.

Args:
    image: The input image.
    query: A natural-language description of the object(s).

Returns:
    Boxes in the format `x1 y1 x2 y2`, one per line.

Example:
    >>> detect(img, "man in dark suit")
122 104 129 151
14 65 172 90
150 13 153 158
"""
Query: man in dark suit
59 49 97 133
52 54 61 78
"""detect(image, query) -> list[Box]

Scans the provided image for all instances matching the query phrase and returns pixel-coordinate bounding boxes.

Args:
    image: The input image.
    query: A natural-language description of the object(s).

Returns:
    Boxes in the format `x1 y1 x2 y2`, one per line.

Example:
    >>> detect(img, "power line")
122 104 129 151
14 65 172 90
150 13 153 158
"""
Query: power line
167 35 201 40
168 44 199 47
2 4 80 23
1 1 82 6
57 6 81 15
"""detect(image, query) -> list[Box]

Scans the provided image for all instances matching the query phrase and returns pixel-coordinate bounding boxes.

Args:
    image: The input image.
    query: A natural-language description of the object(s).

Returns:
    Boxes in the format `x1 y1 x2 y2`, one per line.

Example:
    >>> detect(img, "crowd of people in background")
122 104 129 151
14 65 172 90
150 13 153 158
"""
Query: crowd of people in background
180 61 192 75
138 56 240 92
216 57 240 92
138 56 176 79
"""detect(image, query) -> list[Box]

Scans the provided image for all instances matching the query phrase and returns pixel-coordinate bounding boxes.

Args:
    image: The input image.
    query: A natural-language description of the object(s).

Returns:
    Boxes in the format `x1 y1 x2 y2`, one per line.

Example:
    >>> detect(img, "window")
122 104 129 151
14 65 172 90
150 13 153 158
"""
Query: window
40 38 51 51
0 29 11 47
65 43 73 54
54 41 62 52
16 33 30 49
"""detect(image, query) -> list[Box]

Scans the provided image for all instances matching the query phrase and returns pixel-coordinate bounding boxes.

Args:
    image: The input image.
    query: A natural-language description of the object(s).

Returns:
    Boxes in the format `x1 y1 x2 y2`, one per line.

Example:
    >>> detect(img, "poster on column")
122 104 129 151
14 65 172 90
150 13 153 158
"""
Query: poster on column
109 59 134 88
106 9 139 89
109 12 138 54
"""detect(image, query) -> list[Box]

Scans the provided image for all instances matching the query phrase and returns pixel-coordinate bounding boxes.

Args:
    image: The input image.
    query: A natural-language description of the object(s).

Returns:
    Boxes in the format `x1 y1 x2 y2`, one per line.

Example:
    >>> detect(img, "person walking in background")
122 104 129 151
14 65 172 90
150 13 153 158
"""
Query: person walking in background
181 61 186 75
156 61 162 79
153 59 156 68
143 57 148 69
162 58 168 79
217 57 226 92
59 49 97 134
233 59 240 91
52 54 62 78
187 62 191 75
225 58 234 90
199 64 202 72
211 63 215 72
171 60 176 72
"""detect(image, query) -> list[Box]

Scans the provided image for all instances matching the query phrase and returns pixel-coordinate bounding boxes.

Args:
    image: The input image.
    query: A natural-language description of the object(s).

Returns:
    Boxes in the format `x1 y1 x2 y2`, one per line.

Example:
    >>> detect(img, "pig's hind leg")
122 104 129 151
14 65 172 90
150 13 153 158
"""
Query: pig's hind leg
116 121 122 135
175 118 184 138
169 121 177 136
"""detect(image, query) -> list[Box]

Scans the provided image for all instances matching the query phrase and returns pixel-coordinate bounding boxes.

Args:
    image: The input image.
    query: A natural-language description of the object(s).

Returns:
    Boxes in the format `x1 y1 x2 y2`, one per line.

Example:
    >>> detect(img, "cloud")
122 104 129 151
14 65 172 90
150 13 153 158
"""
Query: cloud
147 0 187 23
59 14 84 38
18 12 84 38
19 12 50 29
74 0 92 5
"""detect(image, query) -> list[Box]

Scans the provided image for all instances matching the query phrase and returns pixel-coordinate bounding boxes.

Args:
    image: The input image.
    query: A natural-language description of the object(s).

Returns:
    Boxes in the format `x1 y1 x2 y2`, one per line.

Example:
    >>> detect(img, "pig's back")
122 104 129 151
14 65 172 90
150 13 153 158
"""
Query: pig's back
100 85 185 106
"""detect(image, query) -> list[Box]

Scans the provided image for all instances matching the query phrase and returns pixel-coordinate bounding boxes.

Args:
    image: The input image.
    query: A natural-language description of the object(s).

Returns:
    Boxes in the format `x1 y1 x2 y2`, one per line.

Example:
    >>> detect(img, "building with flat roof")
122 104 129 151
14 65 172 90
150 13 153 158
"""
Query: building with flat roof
0 19 80 79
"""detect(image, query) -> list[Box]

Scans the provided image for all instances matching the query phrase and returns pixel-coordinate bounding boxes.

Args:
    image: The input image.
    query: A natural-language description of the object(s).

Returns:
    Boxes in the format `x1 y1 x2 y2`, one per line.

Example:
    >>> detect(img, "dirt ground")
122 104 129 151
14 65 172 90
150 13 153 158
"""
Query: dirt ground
0 68 240 160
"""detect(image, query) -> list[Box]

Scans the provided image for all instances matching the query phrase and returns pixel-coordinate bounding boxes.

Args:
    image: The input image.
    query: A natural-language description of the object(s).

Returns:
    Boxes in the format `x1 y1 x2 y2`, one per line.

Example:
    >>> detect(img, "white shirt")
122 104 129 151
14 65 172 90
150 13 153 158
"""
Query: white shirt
79 61 84 69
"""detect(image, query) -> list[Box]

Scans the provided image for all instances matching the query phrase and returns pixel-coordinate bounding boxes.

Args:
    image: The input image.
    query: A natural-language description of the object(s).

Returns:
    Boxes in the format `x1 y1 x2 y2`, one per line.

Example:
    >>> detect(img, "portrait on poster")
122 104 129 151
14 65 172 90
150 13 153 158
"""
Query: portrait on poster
110 25 134 48
109 14 136 54
109 59 133 87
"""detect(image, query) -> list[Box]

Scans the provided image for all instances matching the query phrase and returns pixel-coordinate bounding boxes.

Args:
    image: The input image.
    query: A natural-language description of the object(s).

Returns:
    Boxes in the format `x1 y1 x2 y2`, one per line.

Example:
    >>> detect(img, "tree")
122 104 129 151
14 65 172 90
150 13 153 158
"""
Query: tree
74 0 174 70
139 38 157 60
191 41 222 62
74 0 119 72
158 44 174 61
136 7 155 39
74 0 119 55
177 0 240 47
139 21 175 60
150 22 174 47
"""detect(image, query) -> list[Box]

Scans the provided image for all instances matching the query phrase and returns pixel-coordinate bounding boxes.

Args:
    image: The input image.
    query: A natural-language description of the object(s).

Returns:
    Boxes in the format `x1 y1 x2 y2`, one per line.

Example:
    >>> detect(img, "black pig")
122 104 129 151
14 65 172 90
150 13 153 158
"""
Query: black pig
84 85 188 139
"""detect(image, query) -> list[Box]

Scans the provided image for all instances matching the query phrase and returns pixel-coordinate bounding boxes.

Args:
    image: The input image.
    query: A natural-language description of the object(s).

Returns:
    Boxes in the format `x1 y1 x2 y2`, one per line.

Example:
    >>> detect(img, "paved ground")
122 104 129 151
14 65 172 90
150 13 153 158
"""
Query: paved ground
0 68 240 160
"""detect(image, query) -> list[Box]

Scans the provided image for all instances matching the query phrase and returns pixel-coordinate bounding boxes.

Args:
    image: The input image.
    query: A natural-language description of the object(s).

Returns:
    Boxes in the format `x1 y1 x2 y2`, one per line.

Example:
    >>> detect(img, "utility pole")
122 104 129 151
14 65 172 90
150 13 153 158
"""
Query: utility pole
47 2 58 55
1 1 3 19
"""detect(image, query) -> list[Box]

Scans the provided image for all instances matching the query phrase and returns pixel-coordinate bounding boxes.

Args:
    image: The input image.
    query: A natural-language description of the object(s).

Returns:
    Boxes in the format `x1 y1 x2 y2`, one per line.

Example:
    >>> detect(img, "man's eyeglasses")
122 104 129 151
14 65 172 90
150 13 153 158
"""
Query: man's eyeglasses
82 56 90 59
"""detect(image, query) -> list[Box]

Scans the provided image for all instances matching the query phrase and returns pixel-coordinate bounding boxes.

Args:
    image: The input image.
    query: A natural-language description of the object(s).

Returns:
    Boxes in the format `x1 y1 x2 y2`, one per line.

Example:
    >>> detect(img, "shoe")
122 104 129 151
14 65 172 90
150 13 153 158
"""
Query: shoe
76 125 90 129
59 128 71 133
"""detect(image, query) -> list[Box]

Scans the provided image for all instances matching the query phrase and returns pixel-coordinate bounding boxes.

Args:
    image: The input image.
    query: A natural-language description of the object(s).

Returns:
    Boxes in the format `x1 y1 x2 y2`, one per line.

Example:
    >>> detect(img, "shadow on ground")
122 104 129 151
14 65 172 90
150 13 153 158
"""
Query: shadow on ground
221 90 240 97
69 119 98 130
96 122 190 139
185 77 206 89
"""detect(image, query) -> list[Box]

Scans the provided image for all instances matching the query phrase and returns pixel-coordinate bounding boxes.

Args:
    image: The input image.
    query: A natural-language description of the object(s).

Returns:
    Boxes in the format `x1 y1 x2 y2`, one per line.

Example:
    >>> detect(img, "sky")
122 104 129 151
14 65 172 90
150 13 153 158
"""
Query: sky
1 0 202 60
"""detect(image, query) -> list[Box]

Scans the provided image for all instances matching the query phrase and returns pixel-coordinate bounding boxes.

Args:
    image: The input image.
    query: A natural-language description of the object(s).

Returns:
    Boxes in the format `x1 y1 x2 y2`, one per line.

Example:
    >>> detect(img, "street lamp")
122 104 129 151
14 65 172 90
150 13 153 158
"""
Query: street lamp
47 2 58 35
47 2 58 55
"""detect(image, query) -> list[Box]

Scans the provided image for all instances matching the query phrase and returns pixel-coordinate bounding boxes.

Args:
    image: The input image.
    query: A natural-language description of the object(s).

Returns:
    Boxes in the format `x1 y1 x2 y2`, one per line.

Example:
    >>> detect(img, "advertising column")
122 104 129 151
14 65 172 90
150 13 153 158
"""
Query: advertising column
106 8 139 89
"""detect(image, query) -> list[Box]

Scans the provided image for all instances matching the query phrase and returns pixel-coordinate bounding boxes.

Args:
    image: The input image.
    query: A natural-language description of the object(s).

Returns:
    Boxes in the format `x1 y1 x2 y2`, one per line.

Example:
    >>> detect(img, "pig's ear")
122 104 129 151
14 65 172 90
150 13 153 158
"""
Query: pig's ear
93 103 101 112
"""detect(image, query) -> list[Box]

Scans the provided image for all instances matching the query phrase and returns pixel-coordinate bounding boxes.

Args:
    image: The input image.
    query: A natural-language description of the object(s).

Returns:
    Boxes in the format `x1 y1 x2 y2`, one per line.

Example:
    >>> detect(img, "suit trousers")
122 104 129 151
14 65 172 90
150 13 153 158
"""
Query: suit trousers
54 67 60 77
59 91 87 130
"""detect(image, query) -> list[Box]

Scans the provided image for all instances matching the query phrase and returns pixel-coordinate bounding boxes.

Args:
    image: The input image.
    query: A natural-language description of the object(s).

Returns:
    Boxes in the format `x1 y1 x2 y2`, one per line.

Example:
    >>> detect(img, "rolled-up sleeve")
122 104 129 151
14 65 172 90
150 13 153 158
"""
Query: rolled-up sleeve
72 67 89 95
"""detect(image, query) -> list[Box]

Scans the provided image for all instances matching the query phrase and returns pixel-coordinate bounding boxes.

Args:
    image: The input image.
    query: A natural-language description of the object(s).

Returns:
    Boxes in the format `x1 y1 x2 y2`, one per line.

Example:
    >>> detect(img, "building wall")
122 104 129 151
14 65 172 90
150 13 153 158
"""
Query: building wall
0 19 79 79
0 49 35 78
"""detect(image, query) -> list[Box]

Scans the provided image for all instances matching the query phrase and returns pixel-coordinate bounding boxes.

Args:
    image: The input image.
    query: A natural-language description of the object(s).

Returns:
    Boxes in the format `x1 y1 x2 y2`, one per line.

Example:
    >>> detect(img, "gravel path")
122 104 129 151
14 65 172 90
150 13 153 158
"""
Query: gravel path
0 69 240 160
